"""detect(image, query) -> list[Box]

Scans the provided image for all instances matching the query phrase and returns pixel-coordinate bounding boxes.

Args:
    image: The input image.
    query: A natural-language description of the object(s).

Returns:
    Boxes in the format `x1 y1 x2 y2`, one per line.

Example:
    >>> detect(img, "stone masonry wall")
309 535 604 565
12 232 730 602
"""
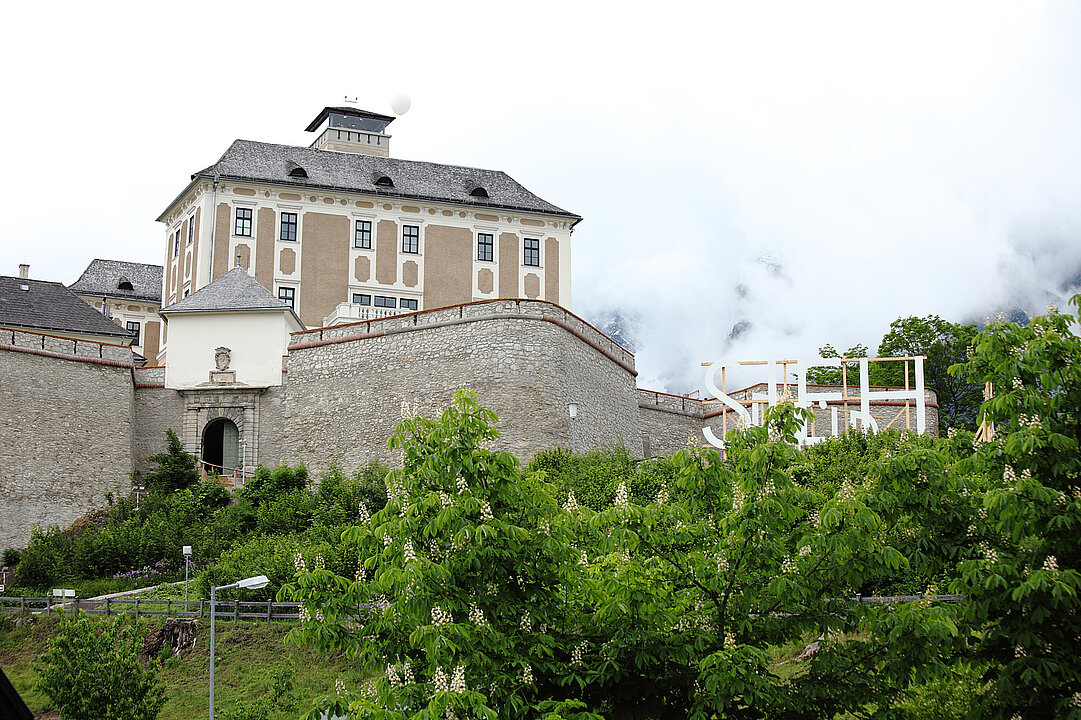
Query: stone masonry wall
280 299 640 475
0 329 134 551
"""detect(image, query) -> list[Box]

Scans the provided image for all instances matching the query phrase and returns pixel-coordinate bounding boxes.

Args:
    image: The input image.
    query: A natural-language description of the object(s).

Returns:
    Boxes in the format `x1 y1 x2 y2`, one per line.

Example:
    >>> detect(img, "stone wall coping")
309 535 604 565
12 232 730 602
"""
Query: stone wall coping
0 326 134 369
294 296 631 354
637 388 706 418
290 299 637 377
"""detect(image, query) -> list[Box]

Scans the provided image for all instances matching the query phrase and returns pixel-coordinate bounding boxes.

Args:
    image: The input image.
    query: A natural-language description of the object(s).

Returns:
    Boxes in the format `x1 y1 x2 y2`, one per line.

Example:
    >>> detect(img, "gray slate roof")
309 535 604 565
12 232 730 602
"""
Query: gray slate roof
0 276 134 340
69 259 163 304
168 139 580 221
160 267 303 326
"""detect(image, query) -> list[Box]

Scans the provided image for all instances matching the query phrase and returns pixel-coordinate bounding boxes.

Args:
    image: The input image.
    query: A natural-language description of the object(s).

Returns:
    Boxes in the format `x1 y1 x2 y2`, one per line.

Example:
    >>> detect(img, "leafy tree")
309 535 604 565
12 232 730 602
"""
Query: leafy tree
808 315 981 431
37 613 166 720
281 392 968 719
143 429 200 495
942 296 1081 718
876 315 981 431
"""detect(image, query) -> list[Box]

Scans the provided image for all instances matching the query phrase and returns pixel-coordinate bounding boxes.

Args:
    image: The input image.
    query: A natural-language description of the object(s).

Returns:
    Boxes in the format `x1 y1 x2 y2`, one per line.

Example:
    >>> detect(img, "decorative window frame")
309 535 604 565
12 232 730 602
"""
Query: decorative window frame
278 208 300 243
400 222 422 255
523 237 541 267
475 226 496 263
232 202 256 238
352 214 375 250
276 283 298 312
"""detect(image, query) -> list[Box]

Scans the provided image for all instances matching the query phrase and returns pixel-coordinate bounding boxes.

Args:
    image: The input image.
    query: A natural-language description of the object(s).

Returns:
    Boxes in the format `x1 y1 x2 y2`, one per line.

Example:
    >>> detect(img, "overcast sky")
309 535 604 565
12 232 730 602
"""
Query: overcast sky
3 1 1079 393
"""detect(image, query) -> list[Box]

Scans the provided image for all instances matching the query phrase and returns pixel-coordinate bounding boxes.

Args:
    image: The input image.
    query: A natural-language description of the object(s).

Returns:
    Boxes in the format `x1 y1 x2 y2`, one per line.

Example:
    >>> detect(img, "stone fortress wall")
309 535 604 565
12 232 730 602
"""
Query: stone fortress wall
275 299 640 473
0 328 135 553
0 304 942 552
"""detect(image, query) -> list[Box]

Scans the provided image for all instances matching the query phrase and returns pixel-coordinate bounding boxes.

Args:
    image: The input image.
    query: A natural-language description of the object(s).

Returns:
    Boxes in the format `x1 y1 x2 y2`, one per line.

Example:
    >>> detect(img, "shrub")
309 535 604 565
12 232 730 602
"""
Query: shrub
37 613 165 720
143 429 200 496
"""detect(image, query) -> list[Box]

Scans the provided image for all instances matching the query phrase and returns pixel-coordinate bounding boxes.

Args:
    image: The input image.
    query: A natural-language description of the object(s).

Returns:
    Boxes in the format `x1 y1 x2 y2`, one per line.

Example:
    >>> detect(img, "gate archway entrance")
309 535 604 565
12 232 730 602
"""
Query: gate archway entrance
202 417 239 474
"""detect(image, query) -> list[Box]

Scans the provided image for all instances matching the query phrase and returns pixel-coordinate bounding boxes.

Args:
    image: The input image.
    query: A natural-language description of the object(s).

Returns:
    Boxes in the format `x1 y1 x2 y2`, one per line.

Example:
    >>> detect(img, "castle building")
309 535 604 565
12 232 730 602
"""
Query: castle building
68 259 163 360
0 265 136 347
154 106 581 364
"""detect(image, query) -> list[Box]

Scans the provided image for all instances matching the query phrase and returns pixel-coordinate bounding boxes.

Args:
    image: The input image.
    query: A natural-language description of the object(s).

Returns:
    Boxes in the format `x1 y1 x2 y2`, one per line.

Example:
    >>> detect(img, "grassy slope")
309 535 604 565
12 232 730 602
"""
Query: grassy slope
0 614 369 720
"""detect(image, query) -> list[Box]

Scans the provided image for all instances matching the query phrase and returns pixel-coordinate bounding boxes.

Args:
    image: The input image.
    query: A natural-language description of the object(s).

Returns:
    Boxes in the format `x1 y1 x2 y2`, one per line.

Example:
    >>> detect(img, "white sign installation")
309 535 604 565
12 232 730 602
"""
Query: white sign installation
701 357 927 449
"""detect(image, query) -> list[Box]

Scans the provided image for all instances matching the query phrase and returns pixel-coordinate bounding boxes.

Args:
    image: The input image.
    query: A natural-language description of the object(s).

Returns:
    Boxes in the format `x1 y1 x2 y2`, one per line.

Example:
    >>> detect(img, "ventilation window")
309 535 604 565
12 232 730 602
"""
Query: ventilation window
470 186 489 199
118 278 134 291
374 175 394 188
288 166 308 178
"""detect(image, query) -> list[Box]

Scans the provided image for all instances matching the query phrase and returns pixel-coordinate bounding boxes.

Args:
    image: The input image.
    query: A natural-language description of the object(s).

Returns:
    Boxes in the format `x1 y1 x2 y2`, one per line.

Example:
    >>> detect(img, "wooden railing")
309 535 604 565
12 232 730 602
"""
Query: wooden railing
0 596 303 621
200 461 252 489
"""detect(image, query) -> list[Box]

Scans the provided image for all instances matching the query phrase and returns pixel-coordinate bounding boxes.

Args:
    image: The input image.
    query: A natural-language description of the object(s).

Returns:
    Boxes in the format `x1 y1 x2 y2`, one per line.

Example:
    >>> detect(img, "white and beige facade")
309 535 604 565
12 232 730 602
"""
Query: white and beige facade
155 106 580 364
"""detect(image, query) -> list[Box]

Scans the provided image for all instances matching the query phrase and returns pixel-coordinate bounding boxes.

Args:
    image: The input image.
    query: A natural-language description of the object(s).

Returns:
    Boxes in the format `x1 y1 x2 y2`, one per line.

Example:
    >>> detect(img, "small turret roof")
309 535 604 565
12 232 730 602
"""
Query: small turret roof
69 259 163 304
159 267 303 327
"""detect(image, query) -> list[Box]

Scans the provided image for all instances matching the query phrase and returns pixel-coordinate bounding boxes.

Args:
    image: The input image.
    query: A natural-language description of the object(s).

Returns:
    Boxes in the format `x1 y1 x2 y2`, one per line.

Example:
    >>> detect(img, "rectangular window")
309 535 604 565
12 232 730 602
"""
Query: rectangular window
477 232 494 262
354 220 372 249
523 238 540 266
352 293 371 305
187 215 195 244
126 321 141 345
280 212 298 241
401 225 419 254
400 298 418 311
235 207 253 236
173 229 181 257
374 295 397 308
278 287 295 309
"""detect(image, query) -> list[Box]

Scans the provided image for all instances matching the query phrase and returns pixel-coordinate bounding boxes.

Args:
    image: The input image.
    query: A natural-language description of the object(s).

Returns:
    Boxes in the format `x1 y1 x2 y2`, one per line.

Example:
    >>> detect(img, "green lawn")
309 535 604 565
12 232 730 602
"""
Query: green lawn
0 613 370 720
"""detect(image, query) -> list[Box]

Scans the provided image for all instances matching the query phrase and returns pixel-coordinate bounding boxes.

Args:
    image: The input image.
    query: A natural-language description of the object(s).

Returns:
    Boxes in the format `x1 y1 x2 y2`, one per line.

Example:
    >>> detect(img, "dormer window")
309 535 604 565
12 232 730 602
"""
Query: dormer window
374 175 394 188
470 186 489 199
118 279 134 291
286 160 308 179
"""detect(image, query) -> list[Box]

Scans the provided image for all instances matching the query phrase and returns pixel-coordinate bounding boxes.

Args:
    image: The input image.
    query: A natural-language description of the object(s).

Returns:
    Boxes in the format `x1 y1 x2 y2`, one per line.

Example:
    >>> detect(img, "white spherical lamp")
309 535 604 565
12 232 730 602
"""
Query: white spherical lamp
391 93 411 115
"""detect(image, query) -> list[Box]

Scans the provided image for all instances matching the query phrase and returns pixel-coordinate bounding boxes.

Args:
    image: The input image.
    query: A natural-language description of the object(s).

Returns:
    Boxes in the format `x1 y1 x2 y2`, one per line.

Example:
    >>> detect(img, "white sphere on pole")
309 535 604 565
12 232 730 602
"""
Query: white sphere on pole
391 93 411 115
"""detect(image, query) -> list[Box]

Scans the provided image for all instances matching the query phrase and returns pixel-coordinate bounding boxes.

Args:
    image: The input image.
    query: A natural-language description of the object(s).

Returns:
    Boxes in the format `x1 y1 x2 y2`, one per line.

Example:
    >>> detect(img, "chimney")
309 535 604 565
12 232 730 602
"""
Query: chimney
18 264 29 279
304 106 395 157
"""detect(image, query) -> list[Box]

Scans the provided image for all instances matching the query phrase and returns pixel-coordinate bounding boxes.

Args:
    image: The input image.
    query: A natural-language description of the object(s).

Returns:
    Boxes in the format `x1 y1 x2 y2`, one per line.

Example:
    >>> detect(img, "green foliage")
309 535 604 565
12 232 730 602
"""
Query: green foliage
527 446 676 510
36 612 165 720
808 315 982 431
281 391 977 719
2 547 20 566
241 464 310 507
14 431 389 598
942 295 1081 718
143 429 200 495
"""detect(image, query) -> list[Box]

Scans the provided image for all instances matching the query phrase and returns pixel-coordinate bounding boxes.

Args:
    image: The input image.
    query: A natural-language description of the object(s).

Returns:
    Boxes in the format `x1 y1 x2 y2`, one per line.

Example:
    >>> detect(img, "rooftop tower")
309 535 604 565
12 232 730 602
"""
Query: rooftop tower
304 106 396 157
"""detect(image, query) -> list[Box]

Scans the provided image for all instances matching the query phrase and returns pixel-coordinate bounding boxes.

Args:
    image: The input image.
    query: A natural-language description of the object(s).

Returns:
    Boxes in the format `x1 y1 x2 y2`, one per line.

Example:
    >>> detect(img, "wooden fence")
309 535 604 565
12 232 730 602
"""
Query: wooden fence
0 596 303 622
0 593 962 622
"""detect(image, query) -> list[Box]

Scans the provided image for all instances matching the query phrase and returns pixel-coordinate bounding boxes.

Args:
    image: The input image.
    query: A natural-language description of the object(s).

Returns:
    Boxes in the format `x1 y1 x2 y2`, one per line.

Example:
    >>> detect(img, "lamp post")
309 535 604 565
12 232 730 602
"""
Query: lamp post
238 438 248 486
567 402 578 453
209 574 269 720
182 546 192 603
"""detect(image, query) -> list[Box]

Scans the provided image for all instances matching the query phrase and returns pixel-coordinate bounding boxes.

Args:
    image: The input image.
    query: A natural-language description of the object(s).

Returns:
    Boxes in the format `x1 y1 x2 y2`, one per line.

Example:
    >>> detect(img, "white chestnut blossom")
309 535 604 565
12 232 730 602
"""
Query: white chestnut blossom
571 641 587 665
456 475 468 494
564 492 579 512
519 610 532 632
357 502 370 523
403 540 417 563
520 664 534 685
293 551 306 573
432 667 449 692
431 606 452 626
469 602 487 627
450 665 466 694
615 482 629 509
479 499 494 521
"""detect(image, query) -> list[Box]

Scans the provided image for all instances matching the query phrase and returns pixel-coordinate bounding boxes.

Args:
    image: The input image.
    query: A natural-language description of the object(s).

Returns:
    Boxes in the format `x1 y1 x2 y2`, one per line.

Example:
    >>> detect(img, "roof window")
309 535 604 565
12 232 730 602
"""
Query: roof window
374 175 394 188
285 160 308 179
118 278 134 291
470 186 490 199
